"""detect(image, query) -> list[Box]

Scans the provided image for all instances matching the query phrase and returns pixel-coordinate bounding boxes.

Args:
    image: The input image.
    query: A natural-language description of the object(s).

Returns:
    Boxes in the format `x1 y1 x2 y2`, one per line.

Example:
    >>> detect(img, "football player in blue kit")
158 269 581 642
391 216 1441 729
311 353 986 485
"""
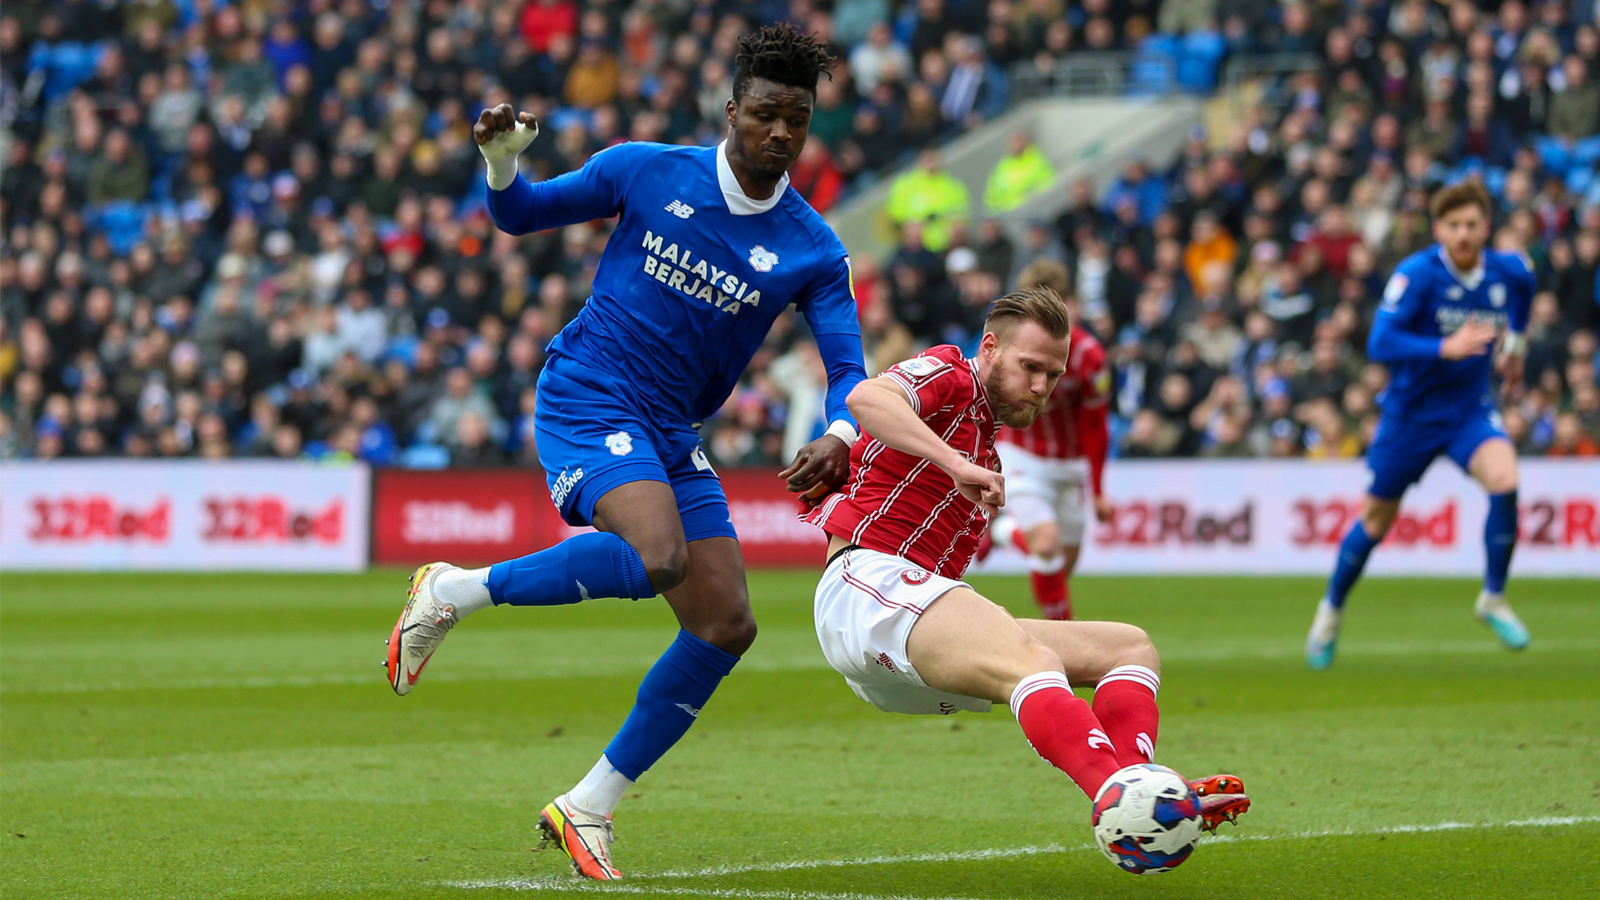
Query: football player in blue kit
384 26 867 878
1306 180 1534 670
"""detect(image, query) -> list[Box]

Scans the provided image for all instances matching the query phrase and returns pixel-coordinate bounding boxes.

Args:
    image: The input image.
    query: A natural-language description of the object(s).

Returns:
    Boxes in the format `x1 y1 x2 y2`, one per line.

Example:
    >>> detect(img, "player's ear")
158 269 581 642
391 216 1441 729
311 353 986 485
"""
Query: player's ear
725 96 737 126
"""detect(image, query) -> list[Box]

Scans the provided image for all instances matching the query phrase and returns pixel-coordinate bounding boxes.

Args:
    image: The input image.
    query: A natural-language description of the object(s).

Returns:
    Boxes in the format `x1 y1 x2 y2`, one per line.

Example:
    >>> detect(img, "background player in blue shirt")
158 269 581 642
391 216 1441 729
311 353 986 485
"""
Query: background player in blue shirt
384 26 867 878
1306 181 1535 670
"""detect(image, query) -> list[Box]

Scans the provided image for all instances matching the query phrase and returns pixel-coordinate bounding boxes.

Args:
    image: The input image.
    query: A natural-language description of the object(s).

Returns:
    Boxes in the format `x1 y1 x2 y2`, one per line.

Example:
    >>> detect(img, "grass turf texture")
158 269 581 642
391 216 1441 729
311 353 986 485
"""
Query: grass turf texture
2 571 1596 900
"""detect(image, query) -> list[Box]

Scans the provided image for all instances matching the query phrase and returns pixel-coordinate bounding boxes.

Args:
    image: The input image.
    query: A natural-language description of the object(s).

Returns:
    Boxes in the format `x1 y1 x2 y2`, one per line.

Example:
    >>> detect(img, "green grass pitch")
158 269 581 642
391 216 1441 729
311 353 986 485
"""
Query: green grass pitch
3 570 1597 899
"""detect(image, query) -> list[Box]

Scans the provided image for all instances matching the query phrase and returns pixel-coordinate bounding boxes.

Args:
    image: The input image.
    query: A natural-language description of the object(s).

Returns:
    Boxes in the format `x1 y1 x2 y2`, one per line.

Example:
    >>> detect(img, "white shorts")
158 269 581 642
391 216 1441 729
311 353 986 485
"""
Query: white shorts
996 443 1091 545
813 547 993 716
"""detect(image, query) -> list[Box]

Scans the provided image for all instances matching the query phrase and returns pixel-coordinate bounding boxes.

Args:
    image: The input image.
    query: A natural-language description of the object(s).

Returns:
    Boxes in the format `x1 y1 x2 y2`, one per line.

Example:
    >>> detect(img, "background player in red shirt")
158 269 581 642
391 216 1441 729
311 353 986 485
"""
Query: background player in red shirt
989 259 1111 620
805 287 1249 835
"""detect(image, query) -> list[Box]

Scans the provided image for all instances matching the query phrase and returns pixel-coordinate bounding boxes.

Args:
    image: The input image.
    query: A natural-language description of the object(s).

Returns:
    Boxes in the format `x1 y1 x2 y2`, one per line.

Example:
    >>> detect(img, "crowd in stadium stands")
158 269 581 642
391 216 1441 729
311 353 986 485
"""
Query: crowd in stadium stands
1 0 1598 470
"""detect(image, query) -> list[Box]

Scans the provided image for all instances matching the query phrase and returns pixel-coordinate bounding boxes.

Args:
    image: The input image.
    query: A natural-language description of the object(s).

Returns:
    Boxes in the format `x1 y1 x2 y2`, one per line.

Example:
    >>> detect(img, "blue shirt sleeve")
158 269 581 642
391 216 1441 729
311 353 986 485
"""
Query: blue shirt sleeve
1368 263 1442 362
1507 253 1536 335
485 143 648 235
796 252 867 429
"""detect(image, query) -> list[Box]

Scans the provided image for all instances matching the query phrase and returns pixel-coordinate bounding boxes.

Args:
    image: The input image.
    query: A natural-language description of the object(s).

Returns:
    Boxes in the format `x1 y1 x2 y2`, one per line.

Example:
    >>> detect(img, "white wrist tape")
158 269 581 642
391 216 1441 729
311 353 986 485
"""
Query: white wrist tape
824 420 860 447
478 120 538 191
1499 331 1527 358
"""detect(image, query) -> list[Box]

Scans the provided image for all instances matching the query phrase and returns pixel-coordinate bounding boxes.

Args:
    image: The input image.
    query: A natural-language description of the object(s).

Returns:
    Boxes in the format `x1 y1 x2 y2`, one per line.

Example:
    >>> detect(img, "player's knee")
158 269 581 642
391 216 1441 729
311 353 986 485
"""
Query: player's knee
1119 625 1160 674
1013 638 1065 681
699 607 757 657
639 541 690 593
1361 504 1398 539
1481 469 1518 495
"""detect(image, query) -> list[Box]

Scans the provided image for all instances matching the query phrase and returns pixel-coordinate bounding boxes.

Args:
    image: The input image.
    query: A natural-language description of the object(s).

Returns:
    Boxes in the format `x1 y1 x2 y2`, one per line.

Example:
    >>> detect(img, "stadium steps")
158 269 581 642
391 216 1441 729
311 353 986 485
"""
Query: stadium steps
826 96 1203 263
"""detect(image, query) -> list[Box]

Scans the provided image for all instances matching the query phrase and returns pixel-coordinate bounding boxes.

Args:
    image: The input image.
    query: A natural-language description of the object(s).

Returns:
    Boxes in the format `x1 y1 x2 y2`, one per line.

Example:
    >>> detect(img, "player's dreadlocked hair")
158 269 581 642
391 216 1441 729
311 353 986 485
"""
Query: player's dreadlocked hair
732 23 835 102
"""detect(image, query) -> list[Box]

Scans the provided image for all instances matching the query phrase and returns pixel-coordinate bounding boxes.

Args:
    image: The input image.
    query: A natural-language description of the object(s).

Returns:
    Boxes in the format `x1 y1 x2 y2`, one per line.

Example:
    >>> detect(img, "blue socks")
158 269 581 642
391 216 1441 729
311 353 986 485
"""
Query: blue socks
604 629 739 780
1485 491 1518 594
486 532 653 606
1327 520 1378 609
483 537 743 783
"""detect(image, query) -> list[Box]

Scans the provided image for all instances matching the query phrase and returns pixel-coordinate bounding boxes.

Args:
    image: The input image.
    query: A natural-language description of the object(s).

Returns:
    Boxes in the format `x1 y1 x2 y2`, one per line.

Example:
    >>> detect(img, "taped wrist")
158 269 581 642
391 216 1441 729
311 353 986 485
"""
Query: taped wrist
824 420 860 447
479 121 538 191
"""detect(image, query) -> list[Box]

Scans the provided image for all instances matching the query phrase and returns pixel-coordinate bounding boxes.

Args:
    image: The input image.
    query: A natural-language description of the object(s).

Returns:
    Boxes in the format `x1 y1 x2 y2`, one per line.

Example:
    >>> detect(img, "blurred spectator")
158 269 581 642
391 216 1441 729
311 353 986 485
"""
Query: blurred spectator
886 148 970 252
1546 412 1599 457
984 131 1056 213
1547 57 1599 141
450 410 508 467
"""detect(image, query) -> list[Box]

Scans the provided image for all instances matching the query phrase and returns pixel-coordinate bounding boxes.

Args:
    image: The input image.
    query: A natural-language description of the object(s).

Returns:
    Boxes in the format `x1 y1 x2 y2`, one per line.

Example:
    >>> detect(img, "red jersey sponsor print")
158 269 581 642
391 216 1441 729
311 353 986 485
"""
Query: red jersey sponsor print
804 344 998 578
998 324 1110 493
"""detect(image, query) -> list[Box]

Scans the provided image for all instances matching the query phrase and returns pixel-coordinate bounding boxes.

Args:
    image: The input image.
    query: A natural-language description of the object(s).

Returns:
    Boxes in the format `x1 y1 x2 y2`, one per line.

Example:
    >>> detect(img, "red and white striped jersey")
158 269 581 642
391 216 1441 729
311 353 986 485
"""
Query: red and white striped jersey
804 344 997 579
997 324 1110 493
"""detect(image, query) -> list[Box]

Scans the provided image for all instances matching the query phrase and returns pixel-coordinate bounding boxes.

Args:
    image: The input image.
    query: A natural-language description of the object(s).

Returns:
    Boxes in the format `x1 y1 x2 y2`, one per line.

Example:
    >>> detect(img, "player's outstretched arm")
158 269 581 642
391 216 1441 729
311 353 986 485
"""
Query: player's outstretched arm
475 103 629 236
847 378 1004 515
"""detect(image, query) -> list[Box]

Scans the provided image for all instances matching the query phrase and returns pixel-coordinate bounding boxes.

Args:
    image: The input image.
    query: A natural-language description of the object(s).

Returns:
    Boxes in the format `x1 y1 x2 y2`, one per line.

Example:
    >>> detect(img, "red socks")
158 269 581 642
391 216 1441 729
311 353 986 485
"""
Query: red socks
1091 665 1161 767
1010 672 1122 799
1030 570 1071 620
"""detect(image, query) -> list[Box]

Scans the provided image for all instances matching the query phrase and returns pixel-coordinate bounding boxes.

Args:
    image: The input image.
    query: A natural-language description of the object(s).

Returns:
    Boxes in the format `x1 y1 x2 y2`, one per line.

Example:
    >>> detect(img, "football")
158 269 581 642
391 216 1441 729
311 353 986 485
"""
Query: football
1090 764 1204 875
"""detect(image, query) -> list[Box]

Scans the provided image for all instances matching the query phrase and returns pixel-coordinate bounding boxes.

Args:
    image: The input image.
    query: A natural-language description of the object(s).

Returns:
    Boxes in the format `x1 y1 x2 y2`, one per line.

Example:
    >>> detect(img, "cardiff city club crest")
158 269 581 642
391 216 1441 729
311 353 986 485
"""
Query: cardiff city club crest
748 245 778 272
1489 283 1506 307
605 431 634 456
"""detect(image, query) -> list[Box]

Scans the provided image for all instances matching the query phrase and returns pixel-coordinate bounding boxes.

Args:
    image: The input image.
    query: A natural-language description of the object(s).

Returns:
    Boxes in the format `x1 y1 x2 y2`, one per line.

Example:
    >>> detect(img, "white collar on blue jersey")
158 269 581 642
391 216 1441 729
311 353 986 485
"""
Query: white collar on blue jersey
716 141 789 216
1437 245 1485 290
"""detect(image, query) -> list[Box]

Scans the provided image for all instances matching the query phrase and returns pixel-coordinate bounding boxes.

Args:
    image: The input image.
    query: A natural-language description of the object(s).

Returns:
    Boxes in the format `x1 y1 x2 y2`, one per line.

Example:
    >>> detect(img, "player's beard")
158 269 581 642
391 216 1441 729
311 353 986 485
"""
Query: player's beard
985 368 1047 428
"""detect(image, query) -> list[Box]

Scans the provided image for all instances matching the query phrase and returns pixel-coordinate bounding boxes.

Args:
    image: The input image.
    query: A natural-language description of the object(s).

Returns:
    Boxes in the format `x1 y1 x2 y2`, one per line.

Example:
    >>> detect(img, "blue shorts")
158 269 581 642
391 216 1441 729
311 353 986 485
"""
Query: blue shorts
1366 405 1508 499
533 354 735 543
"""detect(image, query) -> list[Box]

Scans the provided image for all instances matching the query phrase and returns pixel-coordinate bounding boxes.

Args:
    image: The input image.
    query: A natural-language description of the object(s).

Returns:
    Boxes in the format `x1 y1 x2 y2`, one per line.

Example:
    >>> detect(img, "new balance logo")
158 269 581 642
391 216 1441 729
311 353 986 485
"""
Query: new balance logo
665 200 695 218
675 703 701 718
1087 728 1113 750
875 652 898 672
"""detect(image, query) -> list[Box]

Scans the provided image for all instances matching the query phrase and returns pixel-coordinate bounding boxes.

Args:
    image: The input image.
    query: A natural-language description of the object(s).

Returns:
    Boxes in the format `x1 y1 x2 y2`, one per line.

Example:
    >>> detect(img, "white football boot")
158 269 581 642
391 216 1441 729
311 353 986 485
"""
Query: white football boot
1305 597 1343 670
540 793 621 880
386 562 460 695
1475 591 1531 651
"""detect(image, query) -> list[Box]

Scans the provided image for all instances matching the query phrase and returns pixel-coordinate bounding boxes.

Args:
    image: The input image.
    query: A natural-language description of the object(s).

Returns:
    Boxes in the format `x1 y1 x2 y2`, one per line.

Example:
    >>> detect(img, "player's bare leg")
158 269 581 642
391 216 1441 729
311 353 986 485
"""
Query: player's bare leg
906 588 1121 798
1307 494 1400 669
591 481 693 594
1467 438 1529 649
659 537 757 656
1016 619 1156 687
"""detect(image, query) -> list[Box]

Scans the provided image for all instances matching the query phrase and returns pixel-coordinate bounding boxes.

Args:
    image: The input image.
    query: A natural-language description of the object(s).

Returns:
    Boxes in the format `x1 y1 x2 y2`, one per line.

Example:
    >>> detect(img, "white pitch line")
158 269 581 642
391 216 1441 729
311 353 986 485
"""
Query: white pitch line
9 637 1600 695
445 815 1600 894
445 884 988 900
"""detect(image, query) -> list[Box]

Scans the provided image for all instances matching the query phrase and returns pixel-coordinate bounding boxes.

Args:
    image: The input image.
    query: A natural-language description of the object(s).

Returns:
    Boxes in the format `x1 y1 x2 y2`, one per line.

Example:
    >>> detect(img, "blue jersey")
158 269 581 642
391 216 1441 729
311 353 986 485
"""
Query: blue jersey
1369 245 1534 422
487 141 865 427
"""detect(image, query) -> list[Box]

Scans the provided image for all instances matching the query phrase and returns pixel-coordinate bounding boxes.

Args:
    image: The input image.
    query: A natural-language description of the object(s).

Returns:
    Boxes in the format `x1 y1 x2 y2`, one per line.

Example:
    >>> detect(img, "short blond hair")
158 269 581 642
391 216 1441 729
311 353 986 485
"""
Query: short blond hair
985 285 1070 340
1016 258 1070 298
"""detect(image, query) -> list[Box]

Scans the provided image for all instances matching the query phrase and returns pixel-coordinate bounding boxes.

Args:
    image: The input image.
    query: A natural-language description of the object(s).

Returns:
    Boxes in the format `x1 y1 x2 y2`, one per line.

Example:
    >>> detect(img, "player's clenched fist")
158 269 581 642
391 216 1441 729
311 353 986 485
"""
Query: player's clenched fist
475 103 539 190
945 459 1005 517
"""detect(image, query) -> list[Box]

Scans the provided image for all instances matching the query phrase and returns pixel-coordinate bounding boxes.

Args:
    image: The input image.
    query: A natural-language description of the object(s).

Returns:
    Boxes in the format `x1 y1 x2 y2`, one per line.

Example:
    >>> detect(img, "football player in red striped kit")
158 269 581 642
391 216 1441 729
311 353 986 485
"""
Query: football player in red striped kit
988 259 1110 620
803 286 1248 832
